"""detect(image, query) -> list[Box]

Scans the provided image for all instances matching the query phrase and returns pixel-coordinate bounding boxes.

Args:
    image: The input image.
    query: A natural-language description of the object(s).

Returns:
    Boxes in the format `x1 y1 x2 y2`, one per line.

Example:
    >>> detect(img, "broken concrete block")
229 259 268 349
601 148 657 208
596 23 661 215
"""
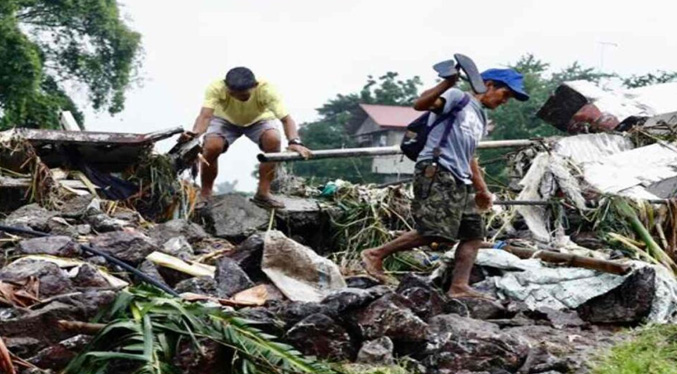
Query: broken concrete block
262 230 346 303
356 337 395 365
0 259 73 297
202 194 268 240
215 257 254 298
89 230 159 264
17 236 80 257
286 313 356 361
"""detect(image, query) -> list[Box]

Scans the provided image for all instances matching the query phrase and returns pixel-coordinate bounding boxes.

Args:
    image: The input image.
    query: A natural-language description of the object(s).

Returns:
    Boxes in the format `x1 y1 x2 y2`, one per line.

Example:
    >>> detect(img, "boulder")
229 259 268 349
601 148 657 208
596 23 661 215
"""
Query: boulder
286 313 356 361
201 194 268 240
276 301 330 328
239 307 285 336
396 274 446 320
0 259 73 297
138 260 170 288
89 230 159 264
148 219 208 244
28 335 91 370
425 314 529 373
356 337 395 365
273 196 331 254
173 338 228 374
0 302 82 344
160 236 194 260
46 217 90 238
72 264 110 288
3 336 44 358
17 236 80 257
449 297 508 320
322 286 391 315
214 257 254 298
224 233 265 281
4 204 57 232
356 293 428 346
84 212 131 232
174 277 218 297
57 195 95 218
345 276 381 289
576 266 655 324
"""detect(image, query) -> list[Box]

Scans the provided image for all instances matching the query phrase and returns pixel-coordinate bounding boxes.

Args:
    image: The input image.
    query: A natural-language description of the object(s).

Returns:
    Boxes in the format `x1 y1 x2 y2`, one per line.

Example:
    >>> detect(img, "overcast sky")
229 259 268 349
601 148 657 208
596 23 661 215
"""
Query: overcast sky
82 0 677 192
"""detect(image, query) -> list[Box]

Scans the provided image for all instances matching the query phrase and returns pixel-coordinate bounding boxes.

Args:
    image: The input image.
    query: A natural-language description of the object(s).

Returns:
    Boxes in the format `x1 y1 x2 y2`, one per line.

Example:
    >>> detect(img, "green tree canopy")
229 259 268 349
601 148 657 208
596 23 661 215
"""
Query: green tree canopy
0 0 142 129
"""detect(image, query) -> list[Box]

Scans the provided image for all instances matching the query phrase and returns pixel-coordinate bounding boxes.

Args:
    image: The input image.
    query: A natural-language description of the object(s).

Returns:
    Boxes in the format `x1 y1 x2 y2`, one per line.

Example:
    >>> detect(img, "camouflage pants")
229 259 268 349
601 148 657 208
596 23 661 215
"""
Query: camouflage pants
411 161 485 242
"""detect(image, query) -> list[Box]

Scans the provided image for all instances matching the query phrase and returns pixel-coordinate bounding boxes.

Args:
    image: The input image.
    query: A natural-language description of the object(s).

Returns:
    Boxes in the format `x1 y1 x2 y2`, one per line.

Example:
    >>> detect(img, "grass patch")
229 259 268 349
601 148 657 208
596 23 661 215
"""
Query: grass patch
591 324 677 374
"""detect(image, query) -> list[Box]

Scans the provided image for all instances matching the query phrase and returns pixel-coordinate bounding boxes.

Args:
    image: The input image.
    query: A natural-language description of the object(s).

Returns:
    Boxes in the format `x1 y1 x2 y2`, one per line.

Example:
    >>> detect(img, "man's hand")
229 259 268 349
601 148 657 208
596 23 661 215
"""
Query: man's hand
178 131 198 143
475 189 494 211
288 144 312 159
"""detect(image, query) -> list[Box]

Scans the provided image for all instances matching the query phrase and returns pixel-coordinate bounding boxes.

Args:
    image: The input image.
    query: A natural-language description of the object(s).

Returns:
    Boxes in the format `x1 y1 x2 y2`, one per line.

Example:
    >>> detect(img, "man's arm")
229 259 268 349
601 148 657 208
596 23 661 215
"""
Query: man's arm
471 157 493 210
413 77 458 112
179 107 214 142
280 115 312 159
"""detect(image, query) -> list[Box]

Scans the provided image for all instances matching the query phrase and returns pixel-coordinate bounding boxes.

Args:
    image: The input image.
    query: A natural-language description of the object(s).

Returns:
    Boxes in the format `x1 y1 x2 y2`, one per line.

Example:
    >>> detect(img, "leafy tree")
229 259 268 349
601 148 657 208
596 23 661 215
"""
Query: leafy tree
0 0 142 130
622 70 677 88
291 72 422 184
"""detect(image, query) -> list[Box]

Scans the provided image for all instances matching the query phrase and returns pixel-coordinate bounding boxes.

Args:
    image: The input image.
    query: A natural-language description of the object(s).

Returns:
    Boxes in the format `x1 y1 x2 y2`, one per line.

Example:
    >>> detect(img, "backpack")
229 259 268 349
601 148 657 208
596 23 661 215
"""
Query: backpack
400 94 470 162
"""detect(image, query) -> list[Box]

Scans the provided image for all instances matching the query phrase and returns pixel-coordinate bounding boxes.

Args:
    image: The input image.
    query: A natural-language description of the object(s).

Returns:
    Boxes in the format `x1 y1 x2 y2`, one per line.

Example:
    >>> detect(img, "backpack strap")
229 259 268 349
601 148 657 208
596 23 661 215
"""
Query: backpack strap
432 94 471 160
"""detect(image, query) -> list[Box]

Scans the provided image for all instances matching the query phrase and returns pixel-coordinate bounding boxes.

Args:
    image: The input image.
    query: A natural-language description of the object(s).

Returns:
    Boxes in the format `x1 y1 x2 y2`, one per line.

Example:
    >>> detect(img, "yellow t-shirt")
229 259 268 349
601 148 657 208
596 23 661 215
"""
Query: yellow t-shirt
202 79 289 127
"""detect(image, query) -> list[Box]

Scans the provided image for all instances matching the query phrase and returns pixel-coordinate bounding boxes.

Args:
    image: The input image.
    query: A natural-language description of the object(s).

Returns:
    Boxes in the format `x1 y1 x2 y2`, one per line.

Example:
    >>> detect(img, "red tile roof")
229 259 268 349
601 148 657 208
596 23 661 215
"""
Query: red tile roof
359 104 421 128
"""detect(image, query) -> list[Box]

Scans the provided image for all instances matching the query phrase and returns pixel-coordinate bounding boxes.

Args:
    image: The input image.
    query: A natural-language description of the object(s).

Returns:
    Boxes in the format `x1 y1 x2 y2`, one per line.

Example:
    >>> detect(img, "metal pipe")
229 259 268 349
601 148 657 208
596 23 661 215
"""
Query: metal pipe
0 224 179 297
258 139 538 162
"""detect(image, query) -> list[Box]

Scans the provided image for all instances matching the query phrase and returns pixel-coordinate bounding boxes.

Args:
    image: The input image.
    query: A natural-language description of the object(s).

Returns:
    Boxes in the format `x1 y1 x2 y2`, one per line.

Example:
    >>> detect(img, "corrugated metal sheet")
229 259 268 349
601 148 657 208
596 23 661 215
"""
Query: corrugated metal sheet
359 104 421 128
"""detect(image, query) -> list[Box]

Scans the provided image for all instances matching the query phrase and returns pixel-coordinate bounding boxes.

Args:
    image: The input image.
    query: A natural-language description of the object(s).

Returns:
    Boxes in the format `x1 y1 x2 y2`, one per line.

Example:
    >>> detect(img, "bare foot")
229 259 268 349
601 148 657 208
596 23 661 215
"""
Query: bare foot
252 194 285 209
360 249 393 284
447 286 495 301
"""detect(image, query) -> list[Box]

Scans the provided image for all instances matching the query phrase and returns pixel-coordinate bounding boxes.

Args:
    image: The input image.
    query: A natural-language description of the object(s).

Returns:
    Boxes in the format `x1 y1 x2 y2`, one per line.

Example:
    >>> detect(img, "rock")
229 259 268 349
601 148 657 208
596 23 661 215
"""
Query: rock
173 338 228 374
425 314 528 373
202 194 268 240
46 217 84 238
239 307 285 336
322 286 391 315
175 276 218 296
58 195 95 218
273 196 331 254
531 307 586 329
148 219 208 244
138 260 170 288
89 230 159 264
72 264 110 288
345 276 381 289
85 212 130 232
576 266 655 324
225 233 265 281
449 297 508 320
0 302 81 344
161 236 194 260
262 283 287 304
286 313 356 361
396 274 446 320
214 257 254 298
3 336 44 358
276 301 329 328
356 337 395 365
28 335 91 370
62 290 117 320
4 204 57 232
17 236 80 257
357 293 428 346
0 259 74 297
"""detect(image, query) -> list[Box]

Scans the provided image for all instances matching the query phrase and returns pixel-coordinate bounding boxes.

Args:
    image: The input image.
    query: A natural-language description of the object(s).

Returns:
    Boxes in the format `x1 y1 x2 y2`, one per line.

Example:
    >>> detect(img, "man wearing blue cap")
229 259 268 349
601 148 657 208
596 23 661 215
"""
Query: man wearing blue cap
361 68 529 299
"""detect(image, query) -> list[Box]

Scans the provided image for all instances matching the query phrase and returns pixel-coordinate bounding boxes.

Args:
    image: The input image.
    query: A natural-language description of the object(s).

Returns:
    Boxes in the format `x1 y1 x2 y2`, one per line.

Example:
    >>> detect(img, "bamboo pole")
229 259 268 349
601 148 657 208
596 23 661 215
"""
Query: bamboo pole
258 139 538 162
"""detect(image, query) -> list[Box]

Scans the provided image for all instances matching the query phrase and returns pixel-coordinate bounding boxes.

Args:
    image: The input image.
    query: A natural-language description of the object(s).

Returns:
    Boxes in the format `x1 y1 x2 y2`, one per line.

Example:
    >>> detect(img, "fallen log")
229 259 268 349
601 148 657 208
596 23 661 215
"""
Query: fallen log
258 140 538 162
503 245 632 275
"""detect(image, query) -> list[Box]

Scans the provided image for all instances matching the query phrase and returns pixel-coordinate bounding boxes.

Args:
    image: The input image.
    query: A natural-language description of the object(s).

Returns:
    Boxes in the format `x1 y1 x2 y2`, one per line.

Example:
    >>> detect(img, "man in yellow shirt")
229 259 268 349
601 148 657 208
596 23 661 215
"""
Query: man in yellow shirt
181 67 311 209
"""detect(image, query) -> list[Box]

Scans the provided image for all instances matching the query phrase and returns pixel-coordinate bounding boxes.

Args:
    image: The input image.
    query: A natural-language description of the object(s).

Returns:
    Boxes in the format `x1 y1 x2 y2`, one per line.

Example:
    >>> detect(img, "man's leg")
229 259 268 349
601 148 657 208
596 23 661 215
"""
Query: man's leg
200 135 227 200
256 129 281 201
447 238 484 297
361 230 434 281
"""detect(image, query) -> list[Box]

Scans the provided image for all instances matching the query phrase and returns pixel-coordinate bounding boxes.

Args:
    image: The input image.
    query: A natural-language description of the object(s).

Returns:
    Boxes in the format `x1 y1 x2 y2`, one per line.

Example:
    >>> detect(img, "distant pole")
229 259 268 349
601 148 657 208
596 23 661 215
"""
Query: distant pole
599 41 618 70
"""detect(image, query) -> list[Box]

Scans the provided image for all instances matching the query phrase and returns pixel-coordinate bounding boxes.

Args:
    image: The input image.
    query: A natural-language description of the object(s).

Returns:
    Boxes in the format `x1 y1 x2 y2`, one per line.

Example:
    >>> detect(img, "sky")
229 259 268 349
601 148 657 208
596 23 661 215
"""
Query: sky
82 0 677 192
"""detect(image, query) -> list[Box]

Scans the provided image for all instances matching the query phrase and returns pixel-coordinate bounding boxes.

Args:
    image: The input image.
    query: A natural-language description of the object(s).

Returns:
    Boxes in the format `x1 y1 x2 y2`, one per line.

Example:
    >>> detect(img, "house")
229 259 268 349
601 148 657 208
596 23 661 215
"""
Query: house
350 104 421 182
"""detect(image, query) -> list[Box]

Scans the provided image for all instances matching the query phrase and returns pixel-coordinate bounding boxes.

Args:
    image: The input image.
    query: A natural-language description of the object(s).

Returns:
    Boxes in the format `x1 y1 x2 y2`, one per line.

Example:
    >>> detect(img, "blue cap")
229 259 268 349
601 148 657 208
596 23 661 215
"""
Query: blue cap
480 68 529 101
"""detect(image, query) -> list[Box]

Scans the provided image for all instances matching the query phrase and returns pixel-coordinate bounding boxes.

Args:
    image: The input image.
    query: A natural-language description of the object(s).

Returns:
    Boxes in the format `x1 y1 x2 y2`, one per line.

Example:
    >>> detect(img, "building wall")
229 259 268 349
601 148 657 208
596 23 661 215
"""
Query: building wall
354 118 415 176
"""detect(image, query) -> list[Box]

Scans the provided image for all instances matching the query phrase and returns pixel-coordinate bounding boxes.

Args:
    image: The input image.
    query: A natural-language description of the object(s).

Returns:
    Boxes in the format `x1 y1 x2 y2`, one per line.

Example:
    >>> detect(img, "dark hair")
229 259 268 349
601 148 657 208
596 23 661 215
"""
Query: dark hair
225 67 257 91
486 79 508 90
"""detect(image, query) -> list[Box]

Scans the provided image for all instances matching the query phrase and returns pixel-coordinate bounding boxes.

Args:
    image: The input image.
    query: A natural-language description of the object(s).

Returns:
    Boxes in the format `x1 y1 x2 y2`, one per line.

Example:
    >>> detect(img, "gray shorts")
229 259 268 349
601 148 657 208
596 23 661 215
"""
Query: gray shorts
205 117 279 150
